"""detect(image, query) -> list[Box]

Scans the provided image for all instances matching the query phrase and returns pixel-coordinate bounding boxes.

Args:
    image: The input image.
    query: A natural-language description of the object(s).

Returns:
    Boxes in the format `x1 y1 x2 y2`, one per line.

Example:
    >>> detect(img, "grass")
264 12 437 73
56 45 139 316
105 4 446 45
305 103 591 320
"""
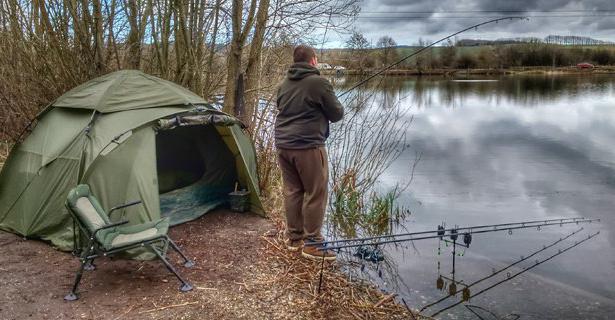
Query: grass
330 170 409 240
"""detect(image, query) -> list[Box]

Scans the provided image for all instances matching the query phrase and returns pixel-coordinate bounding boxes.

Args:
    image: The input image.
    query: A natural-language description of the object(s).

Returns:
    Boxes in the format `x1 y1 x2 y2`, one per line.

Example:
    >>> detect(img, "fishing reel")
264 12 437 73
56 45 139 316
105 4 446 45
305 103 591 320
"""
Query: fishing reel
354 246 385 263
450 228 459 241
463 232 472 247
437 225 445 239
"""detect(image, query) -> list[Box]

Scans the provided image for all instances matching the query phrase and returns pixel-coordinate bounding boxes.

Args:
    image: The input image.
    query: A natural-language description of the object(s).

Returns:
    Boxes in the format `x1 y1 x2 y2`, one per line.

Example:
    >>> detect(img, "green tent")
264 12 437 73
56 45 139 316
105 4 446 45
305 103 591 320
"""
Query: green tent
0 70 264 251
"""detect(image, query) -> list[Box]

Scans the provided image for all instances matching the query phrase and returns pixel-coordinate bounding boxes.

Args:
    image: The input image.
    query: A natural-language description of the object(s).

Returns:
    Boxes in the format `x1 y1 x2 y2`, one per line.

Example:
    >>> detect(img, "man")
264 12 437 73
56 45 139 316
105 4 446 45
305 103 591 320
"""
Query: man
275 45 344 261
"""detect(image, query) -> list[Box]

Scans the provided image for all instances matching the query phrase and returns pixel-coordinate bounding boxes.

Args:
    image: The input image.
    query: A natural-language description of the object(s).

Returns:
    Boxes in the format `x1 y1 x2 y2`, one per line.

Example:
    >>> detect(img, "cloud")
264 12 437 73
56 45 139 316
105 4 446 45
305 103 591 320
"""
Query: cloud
327 0 615 47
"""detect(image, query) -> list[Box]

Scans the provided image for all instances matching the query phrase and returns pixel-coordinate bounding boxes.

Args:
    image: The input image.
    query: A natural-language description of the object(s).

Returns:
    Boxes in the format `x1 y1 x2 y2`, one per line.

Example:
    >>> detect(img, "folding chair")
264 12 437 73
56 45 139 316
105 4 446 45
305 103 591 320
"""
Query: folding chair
64 184 194 301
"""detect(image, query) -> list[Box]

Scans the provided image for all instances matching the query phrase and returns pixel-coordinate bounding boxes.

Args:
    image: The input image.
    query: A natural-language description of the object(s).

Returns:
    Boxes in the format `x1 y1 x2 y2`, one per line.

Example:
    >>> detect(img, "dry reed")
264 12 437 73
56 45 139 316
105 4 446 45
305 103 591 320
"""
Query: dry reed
252 223 431 320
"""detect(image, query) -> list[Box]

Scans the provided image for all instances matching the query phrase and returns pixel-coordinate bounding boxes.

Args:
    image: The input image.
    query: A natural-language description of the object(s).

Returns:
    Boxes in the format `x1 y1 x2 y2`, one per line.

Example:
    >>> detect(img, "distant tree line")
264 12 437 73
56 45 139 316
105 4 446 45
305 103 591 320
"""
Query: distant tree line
458 35 613 46
324 32 615 70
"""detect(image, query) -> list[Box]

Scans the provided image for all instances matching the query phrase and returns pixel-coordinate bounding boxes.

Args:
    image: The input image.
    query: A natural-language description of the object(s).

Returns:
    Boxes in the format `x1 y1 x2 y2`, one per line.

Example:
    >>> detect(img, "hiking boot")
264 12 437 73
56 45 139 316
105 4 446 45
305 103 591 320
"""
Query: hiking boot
301 239 336 261
285 238 304 252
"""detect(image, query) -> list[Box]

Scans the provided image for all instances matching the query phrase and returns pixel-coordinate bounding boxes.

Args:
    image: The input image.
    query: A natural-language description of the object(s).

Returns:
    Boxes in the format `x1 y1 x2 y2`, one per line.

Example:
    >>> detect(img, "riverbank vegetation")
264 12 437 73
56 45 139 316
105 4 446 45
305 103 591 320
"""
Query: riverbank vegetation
324 32 615 71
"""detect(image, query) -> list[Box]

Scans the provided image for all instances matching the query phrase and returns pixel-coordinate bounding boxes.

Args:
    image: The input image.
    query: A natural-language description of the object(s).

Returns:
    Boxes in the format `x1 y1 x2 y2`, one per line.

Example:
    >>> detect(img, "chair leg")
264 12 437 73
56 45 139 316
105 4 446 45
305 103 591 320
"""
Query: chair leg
83 259 96 271
64 258 88 301
149 244 193 292
166 237 195 268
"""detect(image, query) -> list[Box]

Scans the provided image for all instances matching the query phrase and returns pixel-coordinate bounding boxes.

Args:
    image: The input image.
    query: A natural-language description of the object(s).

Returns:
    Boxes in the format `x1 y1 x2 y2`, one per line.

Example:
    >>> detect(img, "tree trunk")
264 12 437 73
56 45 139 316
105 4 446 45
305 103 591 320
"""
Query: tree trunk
92 0 105 73
203 0 221 98
244 0 270 130
223 0 257 115
125 0 141 69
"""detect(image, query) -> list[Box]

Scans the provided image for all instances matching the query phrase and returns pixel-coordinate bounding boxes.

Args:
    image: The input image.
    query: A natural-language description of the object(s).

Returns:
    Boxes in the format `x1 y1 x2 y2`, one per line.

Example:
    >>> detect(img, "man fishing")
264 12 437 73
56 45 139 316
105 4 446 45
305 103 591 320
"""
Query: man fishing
275 45 344 260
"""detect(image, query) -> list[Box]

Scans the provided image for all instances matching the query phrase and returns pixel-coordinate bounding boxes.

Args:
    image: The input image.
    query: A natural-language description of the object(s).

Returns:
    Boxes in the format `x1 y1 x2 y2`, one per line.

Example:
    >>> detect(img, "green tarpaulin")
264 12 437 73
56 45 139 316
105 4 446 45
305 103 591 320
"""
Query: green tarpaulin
0 70 264 253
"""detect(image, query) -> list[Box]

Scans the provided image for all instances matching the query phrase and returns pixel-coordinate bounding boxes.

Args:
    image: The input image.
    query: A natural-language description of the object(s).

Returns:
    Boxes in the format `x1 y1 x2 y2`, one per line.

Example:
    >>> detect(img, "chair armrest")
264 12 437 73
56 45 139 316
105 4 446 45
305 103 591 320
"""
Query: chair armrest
108 200 142 220
92 220 129 238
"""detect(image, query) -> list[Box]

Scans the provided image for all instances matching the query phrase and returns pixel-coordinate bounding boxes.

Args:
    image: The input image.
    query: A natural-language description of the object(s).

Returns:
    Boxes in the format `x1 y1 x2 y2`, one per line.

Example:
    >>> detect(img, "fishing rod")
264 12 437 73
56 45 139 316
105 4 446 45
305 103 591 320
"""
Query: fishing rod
313 217 590 246
309 217 599 250
420 227 585 312
337 16 529 98
319 218 600 251
428 230 600 317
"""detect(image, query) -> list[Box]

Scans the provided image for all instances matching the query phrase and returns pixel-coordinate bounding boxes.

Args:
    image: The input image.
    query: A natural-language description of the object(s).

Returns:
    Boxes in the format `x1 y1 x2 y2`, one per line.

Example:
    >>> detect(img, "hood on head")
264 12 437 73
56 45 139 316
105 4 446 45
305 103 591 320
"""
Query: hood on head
287 62 320 80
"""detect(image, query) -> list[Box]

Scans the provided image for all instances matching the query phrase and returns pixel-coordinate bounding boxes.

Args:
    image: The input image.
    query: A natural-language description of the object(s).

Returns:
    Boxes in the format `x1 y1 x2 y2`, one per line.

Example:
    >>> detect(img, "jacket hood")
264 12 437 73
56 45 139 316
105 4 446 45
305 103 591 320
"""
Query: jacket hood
287 62 320 80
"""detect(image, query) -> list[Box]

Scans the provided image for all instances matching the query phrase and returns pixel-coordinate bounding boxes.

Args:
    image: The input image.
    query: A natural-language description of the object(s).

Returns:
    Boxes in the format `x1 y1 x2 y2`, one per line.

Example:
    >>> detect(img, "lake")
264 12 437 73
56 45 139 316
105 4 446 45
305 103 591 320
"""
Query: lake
330 74 615 319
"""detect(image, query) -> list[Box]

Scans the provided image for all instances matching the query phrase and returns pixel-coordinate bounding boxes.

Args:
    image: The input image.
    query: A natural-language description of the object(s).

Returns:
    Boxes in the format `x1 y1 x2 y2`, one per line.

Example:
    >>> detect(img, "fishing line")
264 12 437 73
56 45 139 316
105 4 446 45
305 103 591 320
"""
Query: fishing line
309 217 595 248
336 16 529 98
429 230 600 317
318 218 599 251
419 227 585 312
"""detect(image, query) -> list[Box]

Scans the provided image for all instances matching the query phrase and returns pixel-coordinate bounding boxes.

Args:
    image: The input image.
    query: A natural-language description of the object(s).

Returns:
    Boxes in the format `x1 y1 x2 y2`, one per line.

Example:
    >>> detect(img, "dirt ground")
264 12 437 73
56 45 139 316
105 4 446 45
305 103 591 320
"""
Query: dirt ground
0 209 412 320
0 210 285 319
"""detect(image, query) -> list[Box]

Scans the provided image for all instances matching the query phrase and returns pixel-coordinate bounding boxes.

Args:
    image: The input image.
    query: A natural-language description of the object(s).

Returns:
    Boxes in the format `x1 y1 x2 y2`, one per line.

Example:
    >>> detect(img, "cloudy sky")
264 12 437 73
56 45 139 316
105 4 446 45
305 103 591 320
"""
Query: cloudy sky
323 0 615 47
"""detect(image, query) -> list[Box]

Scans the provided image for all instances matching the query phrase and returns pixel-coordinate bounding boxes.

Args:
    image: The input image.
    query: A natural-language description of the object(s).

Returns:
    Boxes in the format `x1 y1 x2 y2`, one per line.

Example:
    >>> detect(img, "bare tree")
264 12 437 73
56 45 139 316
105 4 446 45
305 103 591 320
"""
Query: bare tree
346 31 370 71
439 39 457 68
0 0 360 197
376 36 398 67
244 0 271 128
124 0 149 69
222 0 257 114
203 0 223 97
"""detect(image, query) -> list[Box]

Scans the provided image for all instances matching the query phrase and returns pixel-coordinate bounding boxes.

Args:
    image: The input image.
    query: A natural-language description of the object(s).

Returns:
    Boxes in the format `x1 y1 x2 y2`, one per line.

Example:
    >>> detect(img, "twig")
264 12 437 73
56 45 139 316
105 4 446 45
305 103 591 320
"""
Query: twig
112 305 134 320
138 301 198 314
374 293 397 308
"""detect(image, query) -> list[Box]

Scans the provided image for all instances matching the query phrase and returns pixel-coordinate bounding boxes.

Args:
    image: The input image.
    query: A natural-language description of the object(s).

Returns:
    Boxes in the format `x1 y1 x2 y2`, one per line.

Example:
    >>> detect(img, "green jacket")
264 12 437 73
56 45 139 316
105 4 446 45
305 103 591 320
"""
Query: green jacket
275 62 344 149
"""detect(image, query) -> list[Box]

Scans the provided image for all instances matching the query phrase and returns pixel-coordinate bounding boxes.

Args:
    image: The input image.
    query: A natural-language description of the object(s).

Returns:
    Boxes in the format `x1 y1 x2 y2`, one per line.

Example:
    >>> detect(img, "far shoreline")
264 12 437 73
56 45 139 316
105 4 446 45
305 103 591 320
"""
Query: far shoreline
322 66 615 76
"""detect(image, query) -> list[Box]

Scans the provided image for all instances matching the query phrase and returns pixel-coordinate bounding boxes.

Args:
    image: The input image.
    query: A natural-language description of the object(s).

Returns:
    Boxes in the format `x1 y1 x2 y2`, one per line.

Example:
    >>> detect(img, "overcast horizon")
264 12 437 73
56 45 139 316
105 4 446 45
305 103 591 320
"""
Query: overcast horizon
319 0 615 48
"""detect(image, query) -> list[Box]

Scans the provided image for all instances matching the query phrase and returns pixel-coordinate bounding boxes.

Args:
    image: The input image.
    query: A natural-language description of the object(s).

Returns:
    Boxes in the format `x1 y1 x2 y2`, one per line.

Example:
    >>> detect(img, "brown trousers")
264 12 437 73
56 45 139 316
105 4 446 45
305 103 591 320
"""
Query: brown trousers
277 147 328 241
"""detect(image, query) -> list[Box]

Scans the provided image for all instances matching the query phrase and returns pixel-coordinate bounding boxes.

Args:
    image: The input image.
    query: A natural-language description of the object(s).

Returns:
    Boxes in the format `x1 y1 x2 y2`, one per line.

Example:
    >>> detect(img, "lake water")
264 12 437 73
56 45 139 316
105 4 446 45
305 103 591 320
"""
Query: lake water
331 74 615 319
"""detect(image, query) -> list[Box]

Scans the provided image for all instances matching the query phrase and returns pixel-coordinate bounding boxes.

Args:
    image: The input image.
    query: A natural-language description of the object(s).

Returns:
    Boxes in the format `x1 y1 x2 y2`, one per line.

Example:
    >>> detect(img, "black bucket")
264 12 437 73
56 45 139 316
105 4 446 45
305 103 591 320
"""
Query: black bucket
229 190 250 212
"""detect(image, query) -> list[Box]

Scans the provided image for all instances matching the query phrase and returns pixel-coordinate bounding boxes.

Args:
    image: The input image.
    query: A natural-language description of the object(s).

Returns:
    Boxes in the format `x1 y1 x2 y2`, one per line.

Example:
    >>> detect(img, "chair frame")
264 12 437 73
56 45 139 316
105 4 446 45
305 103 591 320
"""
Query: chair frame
64 198 194 301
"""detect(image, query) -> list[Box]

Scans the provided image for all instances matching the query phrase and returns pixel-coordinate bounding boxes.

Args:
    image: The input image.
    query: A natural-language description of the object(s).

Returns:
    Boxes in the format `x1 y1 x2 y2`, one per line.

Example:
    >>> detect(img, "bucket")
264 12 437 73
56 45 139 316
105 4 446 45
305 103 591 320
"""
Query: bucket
229 190 250 212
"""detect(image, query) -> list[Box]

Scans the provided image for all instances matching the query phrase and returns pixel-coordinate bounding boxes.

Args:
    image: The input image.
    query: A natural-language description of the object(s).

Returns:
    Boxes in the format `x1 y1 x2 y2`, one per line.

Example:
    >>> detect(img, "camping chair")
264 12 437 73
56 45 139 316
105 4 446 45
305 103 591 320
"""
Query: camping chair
63 184 194 301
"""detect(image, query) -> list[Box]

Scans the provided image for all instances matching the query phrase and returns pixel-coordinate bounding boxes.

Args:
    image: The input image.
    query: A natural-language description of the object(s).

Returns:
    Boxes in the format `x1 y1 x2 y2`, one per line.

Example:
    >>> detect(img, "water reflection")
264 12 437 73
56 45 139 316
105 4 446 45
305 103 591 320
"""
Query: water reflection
464 305 520 320
332 74 615 109
331 74 615 319
423 228 599 317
